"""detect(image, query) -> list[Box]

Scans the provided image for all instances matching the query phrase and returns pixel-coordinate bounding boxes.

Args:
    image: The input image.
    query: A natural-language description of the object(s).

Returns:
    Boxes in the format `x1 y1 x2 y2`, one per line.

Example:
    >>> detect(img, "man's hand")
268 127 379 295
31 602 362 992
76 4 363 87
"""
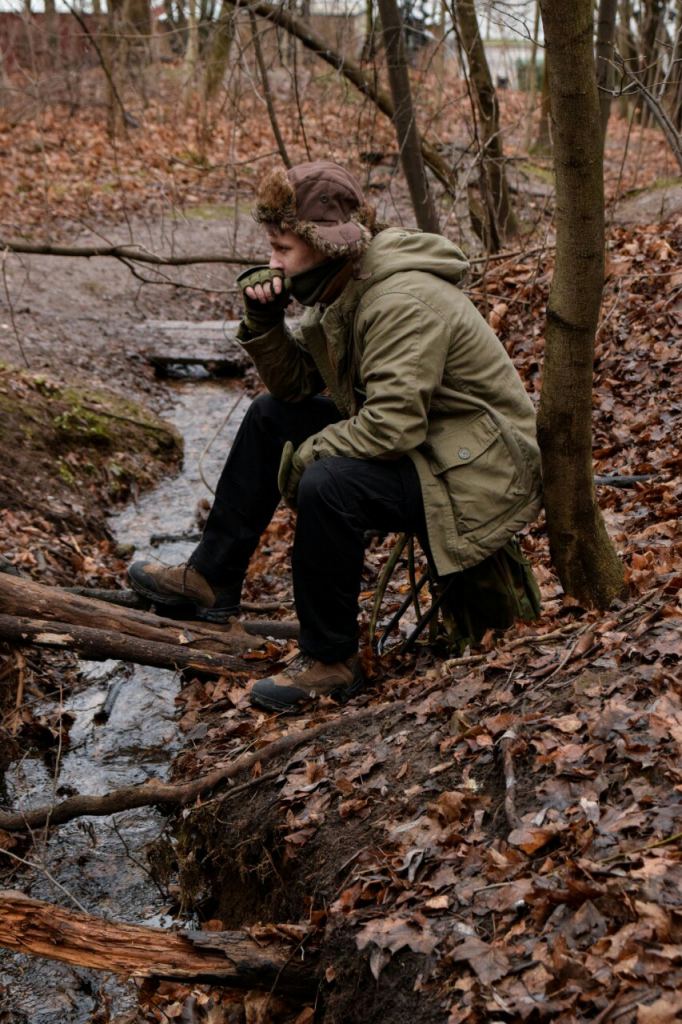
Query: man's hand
277 441 307 510
236 265 291 335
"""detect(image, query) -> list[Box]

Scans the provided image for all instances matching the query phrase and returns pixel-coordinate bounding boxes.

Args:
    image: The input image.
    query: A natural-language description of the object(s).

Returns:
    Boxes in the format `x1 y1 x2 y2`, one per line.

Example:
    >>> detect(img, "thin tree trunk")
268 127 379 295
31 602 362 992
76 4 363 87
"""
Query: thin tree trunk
454 0 518 248
641 0 665 97
184 0 200 102
617 0 638 117
532 47 552 153
523 1 541 151
203 0 235 100
376 0 439 232
537 0 625 608
249 7 291 167
44 0 59 67
663 5 682 130
361 0 376 61
596 0 618 145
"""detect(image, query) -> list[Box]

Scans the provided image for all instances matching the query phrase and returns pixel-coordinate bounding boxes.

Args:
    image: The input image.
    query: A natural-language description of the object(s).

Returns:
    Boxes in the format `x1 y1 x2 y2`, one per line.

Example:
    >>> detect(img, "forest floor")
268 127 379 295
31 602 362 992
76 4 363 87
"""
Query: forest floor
0 76 681 1024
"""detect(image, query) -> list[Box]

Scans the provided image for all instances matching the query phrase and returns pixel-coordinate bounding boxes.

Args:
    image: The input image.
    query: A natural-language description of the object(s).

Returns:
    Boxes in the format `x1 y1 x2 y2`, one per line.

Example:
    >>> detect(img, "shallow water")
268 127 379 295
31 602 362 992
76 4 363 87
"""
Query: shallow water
0 378 247 1023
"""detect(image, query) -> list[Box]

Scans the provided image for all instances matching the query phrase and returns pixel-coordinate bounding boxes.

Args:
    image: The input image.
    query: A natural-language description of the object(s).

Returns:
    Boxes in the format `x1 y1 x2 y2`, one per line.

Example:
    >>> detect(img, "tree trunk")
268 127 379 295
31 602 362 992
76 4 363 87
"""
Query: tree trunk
44 0 59 67
376 0 439 232
249 7 291 167
454 0 518 249
0 891 316 996
663 3 682 130
532 48 552 153
640 0 665 97
617 0 638 118
184 0 200 102
596 0 618 145
203 0 236 100
523 1 541 151
537 0 625 608
361 0 377 61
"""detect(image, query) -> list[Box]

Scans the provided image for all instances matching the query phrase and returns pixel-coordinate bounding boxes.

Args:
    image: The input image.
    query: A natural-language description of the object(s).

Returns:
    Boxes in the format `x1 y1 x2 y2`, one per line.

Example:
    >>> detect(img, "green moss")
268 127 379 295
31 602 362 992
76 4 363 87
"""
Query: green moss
518 160 555 183
57 460 76 486
53 407 113 445
0 364 183 515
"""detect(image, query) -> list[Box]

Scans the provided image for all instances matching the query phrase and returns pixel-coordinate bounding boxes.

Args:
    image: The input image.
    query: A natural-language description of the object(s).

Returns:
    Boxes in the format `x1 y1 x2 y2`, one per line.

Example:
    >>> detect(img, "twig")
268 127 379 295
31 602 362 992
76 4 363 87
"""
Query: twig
64 2 130 132
441 621 587 672
600 830 682 863
10 651 26 737
542 625 595 683
198 392 244 495
499 729 521 830
0 248 29 369
80 403 176 436
0 703 399 832
0 849 90 915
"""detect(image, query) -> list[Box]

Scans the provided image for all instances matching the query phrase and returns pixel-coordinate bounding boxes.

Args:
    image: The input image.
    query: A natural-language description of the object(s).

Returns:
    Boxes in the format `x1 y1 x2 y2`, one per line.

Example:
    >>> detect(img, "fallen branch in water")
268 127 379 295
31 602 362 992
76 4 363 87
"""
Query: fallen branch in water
0 572 262 653
0 703 397 831
0 614 242 676
0 890 316 995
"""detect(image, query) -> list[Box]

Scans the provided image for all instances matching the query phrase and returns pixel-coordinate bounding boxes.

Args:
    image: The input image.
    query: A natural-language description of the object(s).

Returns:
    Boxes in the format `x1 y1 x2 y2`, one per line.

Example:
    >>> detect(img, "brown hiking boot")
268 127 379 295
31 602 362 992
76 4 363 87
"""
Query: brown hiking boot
249 652 365 712
127 561 240 623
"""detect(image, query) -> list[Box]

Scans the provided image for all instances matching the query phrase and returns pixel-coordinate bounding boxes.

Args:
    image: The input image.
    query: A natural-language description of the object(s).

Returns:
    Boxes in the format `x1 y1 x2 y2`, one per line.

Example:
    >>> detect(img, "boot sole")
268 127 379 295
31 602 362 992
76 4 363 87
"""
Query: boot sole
250 674 367 714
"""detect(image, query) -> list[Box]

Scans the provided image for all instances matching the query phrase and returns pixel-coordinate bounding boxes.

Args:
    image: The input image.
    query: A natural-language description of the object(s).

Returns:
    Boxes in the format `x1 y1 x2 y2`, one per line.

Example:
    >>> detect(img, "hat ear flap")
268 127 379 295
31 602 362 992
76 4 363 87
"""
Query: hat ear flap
254 169 297 225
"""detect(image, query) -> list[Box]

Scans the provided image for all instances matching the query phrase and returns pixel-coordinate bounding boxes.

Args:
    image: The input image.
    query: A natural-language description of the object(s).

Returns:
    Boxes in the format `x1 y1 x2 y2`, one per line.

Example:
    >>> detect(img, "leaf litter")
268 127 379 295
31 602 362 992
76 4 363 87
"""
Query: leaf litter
0 86 680 1024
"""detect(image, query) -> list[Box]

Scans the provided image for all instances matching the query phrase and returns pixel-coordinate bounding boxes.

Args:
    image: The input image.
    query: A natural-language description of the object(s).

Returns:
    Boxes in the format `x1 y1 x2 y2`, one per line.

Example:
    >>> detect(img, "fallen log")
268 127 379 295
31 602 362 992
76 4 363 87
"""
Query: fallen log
0 615 241 676
62 587 299 639
0 890 316 995
0 572 258 653
0 704 394 831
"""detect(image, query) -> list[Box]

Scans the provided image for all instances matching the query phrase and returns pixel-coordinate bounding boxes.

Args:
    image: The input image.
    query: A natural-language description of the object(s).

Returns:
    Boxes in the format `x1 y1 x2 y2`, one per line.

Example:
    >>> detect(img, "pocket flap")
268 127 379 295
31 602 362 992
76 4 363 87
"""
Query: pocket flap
425 413 500 474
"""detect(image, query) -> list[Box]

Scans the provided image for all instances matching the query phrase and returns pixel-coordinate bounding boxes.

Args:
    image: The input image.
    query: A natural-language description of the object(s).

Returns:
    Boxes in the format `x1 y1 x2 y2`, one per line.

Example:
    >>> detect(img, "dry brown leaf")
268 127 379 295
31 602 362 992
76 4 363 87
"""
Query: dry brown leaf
451 936 510 985
356 915 440 957
637 993 682 1022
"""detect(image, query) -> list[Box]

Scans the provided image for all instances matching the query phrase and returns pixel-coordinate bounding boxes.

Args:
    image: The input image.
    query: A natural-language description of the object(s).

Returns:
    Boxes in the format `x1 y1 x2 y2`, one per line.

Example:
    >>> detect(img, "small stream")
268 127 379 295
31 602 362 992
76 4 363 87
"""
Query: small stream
0 376 248 1023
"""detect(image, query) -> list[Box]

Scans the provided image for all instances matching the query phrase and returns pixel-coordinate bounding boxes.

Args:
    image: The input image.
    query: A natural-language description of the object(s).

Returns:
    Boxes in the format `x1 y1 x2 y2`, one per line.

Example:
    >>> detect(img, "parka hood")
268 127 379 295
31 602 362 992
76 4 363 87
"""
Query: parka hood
356 226 470 289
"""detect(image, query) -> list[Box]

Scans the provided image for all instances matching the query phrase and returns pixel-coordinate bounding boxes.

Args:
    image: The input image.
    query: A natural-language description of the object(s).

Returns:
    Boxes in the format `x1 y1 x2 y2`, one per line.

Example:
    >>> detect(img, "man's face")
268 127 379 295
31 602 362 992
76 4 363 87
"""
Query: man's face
267 226 326 278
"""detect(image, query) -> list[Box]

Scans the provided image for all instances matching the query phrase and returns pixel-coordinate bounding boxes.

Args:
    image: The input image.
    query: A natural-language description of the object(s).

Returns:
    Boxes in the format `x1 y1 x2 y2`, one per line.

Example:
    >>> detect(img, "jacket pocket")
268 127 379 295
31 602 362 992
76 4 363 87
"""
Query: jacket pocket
423 413 527 535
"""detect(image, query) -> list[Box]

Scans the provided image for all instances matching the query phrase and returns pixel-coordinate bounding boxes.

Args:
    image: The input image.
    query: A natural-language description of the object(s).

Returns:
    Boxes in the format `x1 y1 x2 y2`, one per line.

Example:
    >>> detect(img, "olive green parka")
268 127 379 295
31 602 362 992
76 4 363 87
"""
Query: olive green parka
240 227 542 575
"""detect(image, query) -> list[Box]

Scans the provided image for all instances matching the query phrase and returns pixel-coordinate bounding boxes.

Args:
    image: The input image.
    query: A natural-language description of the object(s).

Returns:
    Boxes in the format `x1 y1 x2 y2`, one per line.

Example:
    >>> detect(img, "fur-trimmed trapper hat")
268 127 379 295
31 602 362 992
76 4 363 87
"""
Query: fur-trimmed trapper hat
254 160 376 258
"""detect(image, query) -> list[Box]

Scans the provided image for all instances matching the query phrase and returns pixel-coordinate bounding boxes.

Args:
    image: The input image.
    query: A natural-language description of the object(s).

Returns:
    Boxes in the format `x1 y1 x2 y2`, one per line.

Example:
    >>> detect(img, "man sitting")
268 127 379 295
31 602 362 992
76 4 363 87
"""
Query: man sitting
128 160 542 711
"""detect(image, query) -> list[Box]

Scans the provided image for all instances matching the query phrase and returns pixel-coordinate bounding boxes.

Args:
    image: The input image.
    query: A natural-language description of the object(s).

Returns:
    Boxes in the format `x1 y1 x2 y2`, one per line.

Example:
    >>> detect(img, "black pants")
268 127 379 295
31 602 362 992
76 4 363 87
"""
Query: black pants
190 394 427 662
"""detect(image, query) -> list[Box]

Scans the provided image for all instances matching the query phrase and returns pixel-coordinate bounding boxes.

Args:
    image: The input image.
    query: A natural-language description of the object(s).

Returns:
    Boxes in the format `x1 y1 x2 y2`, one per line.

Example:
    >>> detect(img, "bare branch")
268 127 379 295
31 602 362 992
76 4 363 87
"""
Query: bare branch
0 239 260 266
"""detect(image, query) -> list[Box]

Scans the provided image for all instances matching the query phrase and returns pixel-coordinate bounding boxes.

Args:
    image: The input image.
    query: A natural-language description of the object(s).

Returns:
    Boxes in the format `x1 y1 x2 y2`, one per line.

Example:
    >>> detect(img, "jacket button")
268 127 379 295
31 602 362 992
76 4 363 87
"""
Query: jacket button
458 447 471 460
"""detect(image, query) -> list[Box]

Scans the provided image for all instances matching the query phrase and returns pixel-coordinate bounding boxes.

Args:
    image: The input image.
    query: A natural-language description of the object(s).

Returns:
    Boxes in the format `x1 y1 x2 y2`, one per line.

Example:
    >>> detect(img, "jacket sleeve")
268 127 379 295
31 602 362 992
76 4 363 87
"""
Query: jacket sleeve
239 319 325 402
299 290 449 462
